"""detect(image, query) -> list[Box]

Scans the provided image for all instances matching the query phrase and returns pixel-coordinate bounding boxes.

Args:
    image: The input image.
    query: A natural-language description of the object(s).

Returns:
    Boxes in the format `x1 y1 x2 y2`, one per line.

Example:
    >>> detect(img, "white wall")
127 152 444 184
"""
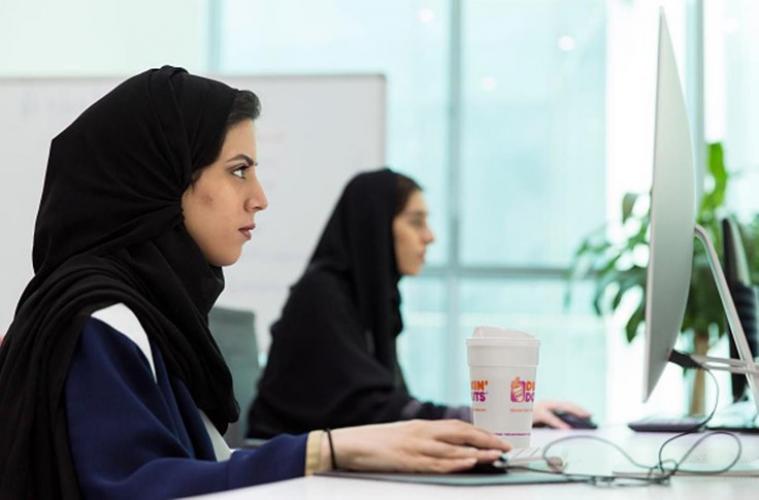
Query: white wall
0 0 209 76
0 0 210 334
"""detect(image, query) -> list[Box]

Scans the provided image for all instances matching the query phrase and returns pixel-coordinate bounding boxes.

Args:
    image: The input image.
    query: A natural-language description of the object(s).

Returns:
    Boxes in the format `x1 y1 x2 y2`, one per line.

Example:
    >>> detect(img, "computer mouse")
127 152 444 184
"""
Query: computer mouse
552 410 597 429
465 458 508 474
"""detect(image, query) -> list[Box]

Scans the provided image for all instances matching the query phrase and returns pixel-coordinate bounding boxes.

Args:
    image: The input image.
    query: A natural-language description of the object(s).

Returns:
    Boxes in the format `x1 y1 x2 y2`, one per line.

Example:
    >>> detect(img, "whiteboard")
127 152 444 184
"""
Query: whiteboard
0 75 386 351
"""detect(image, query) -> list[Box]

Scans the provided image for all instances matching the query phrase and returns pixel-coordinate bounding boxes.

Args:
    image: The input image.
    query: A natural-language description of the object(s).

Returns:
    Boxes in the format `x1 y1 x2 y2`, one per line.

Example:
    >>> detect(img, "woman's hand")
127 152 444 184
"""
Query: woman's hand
532 400 592 429
326 419 510 473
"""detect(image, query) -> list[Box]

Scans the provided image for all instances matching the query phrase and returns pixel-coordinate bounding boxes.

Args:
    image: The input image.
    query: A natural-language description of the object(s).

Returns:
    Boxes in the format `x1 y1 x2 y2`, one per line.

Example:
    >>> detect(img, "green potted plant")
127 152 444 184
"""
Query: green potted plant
566 143 744 414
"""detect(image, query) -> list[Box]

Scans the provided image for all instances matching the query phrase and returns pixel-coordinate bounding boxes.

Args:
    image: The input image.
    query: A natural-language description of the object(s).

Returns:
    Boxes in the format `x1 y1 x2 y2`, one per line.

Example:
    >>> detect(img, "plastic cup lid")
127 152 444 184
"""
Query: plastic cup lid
466 326 540 346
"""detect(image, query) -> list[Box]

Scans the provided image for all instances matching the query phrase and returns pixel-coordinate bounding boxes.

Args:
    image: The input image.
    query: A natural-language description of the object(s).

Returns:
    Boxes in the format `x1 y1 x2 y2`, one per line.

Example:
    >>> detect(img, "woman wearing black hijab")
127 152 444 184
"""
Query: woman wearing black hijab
248 169 592 438
0 67 510 499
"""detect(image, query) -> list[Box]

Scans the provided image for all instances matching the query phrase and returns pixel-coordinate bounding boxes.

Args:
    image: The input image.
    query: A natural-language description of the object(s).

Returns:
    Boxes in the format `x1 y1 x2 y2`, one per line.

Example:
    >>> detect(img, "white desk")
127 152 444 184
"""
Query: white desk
192 427 759 499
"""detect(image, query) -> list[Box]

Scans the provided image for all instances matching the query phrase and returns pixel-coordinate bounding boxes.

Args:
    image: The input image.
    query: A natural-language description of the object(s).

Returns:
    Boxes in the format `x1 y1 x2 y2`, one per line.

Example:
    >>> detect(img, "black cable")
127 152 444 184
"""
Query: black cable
520 436 672 486
653 368 742 476
519 365 743 487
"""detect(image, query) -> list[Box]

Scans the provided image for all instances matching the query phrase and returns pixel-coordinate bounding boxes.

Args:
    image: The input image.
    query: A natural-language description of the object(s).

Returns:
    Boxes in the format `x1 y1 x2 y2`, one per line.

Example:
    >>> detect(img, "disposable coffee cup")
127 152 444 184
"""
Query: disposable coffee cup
466 326 540 448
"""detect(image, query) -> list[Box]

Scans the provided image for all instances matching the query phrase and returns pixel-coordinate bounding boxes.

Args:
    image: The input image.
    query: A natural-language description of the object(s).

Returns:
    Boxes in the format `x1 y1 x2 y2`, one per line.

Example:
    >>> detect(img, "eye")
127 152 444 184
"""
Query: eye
231 164 250 179
409 218 425 229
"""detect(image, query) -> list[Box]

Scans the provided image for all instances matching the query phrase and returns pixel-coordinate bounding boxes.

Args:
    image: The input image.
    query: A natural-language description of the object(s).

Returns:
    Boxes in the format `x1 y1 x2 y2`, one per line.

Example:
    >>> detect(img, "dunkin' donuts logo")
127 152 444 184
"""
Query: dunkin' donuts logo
470 379 489 402
510 377 535 403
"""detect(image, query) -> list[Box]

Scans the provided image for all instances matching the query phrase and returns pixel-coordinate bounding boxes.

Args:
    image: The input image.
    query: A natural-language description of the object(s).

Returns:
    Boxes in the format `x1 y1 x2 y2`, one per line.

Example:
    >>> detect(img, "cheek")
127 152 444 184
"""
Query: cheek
397 230 417 256
197 189 216 208
194 187 227 226
183 188 219 239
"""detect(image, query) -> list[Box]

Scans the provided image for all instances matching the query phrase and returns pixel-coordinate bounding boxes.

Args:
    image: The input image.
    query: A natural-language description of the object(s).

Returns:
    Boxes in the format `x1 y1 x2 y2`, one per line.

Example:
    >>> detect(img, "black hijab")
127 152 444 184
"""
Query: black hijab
0 66 240 499
309 169 404 366
248 169 411 437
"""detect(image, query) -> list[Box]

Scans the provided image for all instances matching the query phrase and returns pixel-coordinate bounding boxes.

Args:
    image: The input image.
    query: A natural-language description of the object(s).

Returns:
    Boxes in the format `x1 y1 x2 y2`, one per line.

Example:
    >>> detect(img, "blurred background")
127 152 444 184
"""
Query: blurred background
2 0 758 424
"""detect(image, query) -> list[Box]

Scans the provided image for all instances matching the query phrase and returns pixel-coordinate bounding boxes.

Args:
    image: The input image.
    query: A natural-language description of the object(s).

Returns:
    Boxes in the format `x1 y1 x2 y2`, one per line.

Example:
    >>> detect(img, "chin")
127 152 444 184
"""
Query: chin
402 266 422 276
208 250 242 267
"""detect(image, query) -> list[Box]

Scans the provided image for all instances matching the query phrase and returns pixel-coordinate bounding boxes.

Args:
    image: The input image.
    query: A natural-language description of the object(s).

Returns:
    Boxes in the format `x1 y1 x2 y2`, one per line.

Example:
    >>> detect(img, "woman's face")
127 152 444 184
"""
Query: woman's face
393 190 435 276
181 119 268 267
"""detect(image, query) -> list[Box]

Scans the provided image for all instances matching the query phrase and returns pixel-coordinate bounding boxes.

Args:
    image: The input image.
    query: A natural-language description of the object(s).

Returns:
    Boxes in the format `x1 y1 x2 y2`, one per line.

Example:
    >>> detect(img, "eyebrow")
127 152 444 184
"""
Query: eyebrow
404 210 428 217
226 154 258 166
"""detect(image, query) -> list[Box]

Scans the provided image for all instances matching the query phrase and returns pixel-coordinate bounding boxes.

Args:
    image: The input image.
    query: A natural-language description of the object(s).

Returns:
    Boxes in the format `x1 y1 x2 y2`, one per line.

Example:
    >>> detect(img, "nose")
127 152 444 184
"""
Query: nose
245 177 268 213
424 227 435 245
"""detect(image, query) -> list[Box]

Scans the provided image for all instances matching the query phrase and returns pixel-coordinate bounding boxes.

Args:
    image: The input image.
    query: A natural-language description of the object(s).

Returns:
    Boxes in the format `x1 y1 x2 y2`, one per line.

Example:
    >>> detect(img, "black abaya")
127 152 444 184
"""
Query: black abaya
247 169 459 438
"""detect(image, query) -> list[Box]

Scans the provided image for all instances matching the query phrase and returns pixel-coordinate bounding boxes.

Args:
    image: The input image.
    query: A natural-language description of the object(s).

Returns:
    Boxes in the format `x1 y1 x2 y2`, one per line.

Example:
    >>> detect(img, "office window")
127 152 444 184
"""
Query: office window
704 0 759 218
218 0 609 417
460 0 607 267
219 0 451 265
397 278 448 402
451 0 608 416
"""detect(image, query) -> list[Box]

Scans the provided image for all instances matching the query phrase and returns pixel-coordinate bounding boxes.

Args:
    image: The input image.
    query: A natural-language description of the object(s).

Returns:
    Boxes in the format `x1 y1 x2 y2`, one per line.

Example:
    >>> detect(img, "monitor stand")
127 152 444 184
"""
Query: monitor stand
629 225 759 434
690 224 759 416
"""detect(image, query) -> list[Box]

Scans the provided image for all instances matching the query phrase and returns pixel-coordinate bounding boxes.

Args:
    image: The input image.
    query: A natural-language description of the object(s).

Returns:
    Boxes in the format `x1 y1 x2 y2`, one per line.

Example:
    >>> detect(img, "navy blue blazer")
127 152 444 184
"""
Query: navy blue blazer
65 314 306 499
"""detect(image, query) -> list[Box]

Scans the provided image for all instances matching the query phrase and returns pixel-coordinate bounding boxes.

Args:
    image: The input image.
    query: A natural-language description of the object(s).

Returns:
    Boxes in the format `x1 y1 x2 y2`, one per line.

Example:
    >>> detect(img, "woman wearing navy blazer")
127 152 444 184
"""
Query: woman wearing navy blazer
0 67 509 499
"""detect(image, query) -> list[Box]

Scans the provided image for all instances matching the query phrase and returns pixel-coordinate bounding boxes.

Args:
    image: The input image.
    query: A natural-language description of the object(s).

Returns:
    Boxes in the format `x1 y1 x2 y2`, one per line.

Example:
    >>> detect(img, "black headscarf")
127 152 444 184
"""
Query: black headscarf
309 169 404 366
0 66 240 499
248 169 415 437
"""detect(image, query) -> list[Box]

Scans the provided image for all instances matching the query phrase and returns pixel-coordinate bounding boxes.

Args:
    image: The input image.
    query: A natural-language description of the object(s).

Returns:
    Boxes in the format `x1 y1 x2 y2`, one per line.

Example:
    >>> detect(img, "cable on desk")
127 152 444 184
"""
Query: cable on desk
519 365 743 487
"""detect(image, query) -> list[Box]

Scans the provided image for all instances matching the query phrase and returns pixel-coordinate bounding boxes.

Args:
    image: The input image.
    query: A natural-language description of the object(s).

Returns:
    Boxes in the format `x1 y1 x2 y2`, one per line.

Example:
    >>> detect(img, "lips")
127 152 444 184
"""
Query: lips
239 223 255 241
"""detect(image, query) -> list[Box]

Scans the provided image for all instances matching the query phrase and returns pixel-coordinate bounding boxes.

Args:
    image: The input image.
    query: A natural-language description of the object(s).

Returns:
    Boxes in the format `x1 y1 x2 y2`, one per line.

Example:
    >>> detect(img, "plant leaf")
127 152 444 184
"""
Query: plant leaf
625 305 645 343
622 193 639 223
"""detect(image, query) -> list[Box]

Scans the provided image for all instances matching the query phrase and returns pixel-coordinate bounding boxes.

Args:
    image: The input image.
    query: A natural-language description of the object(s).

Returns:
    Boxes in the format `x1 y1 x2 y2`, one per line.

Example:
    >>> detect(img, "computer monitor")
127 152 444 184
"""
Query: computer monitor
642 10 696 402
643 10 759 413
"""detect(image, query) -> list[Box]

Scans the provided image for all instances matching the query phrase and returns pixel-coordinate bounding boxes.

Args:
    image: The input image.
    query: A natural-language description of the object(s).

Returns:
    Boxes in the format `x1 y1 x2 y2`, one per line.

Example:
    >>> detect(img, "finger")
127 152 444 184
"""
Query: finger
538 400 592 417
554 401 592 417
417 440 475 459
418 440 504 462
441 457 480 473
535 411 571 430
474 449 506 463
433 421 511 451
412 456 478 474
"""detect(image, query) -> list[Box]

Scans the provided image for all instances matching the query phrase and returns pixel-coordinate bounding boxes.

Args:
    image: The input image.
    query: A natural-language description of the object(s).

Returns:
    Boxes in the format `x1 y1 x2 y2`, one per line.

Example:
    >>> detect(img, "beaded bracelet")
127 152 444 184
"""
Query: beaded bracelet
324 428 339 470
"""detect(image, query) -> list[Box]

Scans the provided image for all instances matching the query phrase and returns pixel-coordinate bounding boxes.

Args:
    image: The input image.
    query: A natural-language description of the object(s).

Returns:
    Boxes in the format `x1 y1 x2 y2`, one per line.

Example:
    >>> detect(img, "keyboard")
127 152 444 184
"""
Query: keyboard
629 402 759 434
706 400 759 433
628 415 705 433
